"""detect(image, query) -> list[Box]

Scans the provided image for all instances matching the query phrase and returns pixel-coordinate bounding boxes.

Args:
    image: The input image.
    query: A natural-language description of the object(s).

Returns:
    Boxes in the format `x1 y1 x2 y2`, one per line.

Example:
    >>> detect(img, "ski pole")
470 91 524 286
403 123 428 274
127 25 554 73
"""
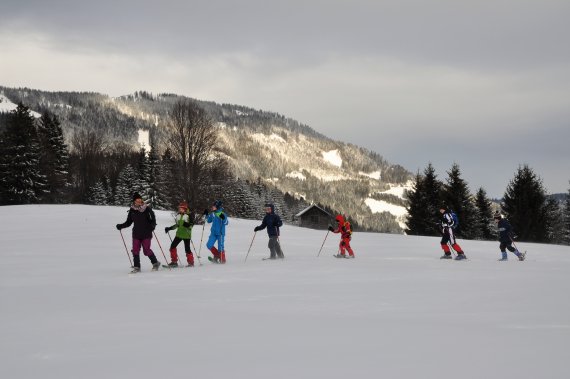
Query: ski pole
167 230 183 264
317 230 330 257
119 229 133 267
447 242 457 258
153 231 171 270
190 239 202 266
244 232 257 263
198 217 206 259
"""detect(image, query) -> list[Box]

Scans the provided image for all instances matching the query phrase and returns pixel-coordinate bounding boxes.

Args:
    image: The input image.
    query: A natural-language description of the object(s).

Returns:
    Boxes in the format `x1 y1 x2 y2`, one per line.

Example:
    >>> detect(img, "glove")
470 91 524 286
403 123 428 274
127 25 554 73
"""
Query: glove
254 226 261 232
165 227 170 234
203 209 209 216
328 226 334 232
116 224 122 230
219 213 226 220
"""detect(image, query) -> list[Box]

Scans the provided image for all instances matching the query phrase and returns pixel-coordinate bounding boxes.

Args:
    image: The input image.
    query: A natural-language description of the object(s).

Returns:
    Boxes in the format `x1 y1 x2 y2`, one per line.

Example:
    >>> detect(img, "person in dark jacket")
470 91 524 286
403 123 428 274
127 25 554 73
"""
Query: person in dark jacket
439 206 467 260
254 203 284 259
494 212 525 261
116 193 160 273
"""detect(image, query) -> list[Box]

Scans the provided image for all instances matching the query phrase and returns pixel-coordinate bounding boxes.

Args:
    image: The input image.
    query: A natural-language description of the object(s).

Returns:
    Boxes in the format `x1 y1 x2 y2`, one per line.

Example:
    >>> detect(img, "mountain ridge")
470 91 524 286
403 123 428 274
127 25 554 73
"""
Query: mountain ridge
0 85 412 232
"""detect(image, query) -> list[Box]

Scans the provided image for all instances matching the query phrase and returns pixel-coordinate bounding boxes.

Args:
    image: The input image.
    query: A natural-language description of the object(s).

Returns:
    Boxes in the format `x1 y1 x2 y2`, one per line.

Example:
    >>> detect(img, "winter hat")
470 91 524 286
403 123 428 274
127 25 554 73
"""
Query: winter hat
132 193 143 202
335 214 345 224
264 203 275 212
179 201 189 211
213 200 223 209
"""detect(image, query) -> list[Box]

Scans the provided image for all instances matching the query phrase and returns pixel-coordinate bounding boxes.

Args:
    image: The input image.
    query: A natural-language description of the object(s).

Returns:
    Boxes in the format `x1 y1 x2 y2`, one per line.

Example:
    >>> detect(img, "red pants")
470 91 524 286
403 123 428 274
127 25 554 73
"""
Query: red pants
339 237 354 256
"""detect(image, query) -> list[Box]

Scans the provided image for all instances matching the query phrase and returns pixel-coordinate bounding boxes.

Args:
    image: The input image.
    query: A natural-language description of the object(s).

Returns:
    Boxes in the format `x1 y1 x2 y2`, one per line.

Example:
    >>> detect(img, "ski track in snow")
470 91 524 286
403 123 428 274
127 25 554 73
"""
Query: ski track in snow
1 205 570 379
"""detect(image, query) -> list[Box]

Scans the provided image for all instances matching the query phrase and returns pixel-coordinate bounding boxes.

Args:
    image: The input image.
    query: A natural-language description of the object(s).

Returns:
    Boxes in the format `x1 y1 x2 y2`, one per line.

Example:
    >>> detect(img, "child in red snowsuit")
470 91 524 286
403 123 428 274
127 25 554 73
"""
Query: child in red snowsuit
328 214 355 258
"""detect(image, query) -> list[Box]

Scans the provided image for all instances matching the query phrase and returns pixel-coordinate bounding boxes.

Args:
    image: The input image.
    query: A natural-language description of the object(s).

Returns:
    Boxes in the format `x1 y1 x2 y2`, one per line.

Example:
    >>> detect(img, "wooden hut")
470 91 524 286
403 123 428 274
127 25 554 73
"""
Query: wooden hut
294 204 332 230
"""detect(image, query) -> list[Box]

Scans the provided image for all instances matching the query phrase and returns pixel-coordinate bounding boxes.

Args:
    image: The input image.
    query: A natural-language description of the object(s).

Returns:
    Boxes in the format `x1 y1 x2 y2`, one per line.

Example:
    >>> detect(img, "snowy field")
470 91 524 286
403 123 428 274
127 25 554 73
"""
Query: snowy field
1 205 570 379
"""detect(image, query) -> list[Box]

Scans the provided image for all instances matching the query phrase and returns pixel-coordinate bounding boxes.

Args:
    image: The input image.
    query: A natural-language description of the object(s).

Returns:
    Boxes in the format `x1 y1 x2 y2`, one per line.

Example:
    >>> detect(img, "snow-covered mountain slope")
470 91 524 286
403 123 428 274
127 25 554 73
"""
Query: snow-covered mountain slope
1 205 569 379
0 86 411 233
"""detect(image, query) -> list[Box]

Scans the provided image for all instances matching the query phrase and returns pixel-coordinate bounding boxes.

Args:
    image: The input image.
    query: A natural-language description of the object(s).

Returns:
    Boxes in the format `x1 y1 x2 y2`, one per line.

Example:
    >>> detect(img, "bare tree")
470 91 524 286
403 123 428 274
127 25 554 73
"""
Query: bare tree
70 128 108 202
166 99 219 207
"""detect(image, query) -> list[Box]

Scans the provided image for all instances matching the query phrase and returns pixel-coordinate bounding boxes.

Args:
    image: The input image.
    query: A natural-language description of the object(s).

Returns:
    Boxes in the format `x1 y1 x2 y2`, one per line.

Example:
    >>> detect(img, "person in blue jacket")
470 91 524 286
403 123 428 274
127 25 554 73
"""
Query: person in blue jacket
494 212 525 261
254 203 285 260
204 200 228 264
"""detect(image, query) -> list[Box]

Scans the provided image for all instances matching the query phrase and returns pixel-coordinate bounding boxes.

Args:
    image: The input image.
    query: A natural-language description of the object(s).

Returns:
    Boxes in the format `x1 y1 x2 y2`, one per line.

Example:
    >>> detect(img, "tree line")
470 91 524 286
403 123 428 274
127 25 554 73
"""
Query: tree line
405 163 570 244
0 100 331 225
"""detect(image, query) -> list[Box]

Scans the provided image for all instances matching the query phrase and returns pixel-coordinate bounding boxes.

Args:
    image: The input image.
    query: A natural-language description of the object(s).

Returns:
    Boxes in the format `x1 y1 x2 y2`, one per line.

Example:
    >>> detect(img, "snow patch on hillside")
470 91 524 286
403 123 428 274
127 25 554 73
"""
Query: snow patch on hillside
365 198 408 228
286 171 306 181
359 170 381 180
252 133 287 144
322 149 342 168
137 129 150 153
379 181 413 199
0 93 41 118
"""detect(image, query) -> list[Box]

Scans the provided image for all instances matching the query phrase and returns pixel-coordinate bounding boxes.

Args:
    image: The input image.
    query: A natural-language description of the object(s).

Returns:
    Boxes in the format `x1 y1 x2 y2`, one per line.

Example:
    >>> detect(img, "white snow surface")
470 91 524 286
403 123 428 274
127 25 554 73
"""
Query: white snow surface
379 181 413 199
359 170 381 180
322 149 342 168
365 198 408 229
137 129 150 153
1 205 570 379
0 93 41 118
286 171 307 180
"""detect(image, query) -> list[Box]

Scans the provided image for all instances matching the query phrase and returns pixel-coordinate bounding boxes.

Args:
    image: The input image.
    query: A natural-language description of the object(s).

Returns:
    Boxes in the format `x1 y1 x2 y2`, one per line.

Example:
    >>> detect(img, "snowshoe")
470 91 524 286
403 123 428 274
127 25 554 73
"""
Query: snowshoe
498 257 508 261
333 254 347 259
186 263 194 267
440 254 452 259
208 256 221 264
163 262 179 268
130 267 141 274
454 254 467 261
518 252 526 261
152 262 161 271
262 257 277 261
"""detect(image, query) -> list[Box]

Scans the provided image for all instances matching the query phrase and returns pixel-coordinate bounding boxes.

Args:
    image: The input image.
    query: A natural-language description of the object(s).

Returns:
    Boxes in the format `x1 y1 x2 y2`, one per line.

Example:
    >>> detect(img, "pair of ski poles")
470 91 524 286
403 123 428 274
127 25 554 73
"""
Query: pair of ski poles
118 229 171 270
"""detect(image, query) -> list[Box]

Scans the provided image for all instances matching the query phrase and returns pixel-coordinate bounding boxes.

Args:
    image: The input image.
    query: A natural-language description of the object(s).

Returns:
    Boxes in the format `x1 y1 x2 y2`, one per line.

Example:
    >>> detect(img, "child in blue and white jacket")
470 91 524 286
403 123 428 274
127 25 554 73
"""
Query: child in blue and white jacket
204 200 228 263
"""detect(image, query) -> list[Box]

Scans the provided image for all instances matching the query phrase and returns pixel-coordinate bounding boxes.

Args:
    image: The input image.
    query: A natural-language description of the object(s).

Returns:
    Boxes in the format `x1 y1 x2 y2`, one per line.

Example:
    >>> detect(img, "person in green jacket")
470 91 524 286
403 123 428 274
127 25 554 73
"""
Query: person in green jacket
164 201 194 267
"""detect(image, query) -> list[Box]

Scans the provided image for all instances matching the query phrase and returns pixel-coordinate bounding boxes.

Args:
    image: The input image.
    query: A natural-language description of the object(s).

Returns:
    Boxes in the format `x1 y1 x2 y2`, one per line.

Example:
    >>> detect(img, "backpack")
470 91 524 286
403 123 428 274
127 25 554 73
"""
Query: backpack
343 221 352 235
450 211 459 229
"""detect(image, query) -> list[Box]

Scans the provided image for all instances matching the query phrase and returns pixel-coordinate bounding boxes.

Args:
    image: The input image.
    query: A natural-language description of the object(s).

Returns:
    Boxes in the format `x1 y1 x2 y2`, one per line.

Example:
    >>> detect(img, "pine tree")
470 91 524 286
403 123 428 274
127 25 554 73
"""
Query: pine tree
88 179 109 205
405 164 442 236
37 111 70 203
441 163 476 238
0 103 47 204
473 187 495 240
502 165 548 242
545 197 564 244
115 164 141 206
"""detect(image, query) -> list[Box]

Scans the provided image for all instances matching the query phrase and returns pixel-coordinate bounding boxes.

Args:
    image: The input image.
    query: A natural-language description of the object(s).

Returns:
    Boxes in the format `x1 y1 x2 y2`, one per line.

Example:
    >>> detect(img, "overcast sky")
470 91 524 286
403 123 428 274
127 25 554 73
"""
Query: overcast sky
1 0 569 197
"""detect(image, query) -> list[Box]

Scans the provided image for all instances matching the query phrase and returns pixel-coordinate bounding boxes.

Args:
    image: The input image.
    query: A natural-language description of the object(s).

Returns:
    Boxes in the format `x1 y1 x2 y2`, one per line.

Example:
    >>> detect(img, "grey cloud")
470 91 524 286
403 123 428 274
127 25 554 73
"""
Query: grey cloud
1 0 569 195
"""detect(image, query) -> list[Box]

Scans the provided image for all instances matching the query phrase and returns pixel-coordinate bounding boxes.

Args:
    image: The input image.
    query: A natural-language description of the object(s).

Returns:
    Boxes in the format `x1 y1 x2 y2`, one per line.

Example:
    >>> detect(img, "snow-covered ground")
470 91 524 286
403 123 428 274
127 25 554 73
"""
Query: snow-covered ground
1 205 569 379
